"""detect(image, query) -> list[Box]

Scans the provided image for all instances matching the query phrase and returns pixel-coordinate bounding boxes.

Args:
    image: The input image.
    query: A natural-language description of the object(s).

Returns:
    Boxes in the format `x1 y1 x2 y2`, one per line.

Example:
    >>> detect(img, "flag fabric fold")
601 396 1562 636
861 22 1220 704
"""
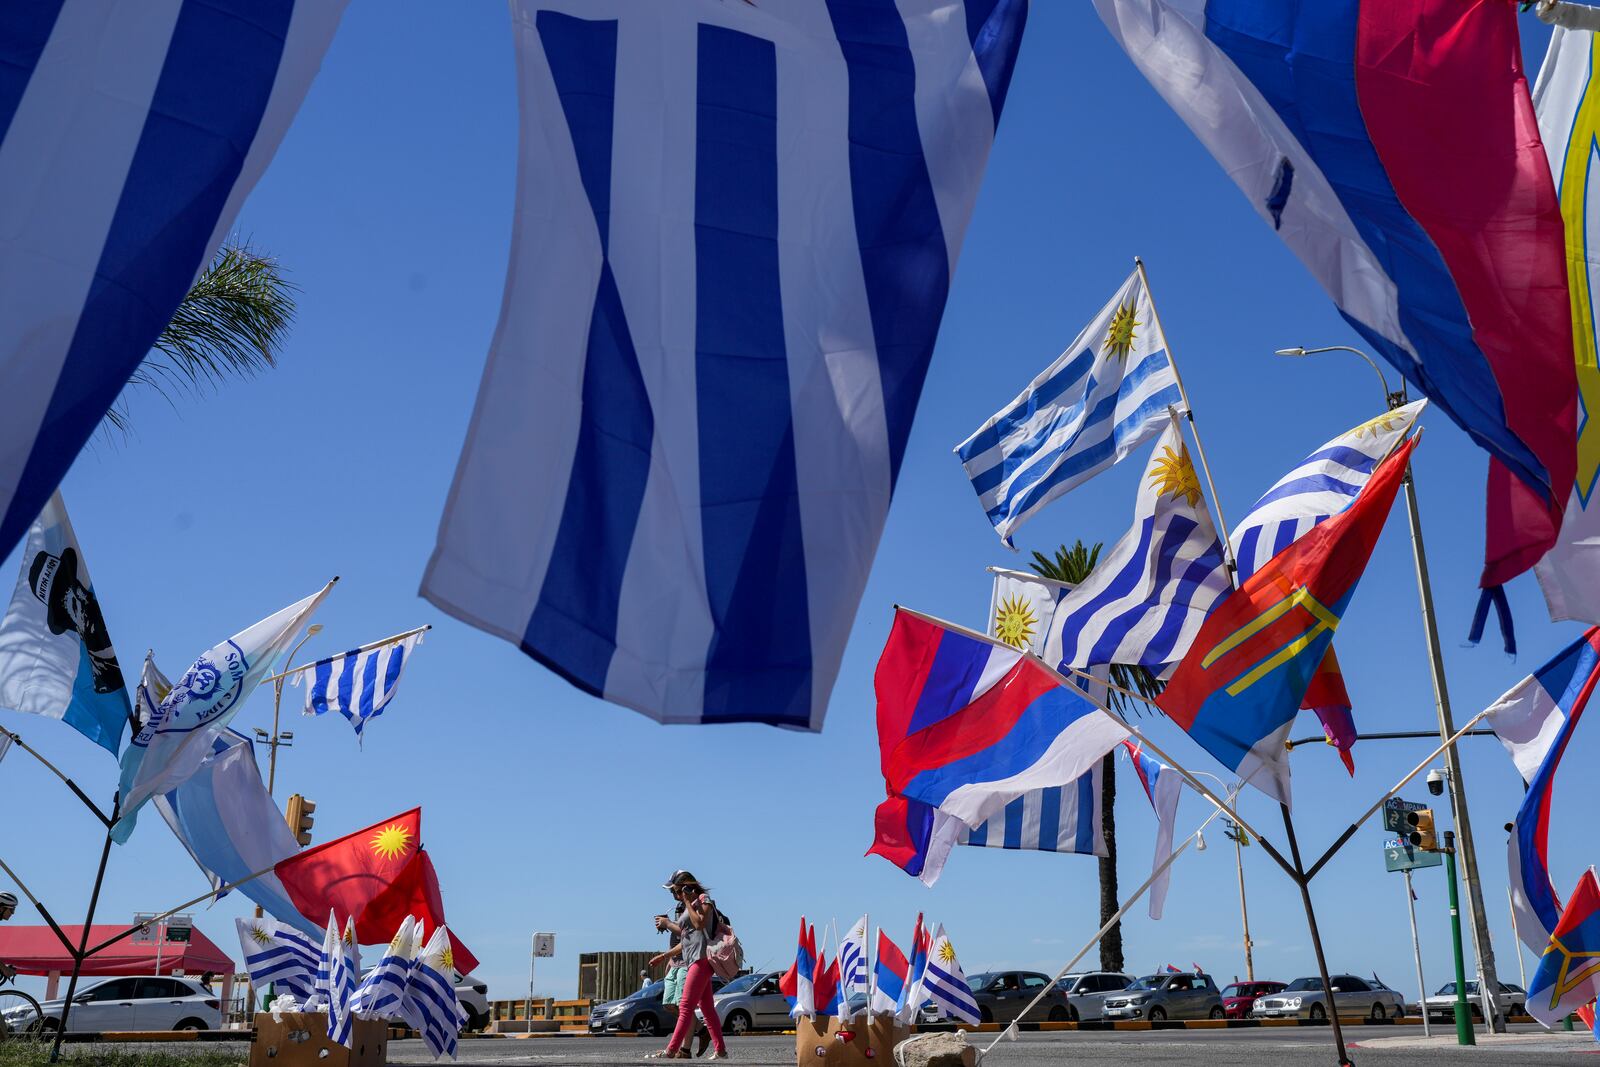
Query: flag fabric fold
957 269 1182 547
350 915 424 1031
1528 869 1600 1027
1123 739 1182 920
296 630 425 744
407 923 469 1060
236 916 320 1003
870 930 908 1017
315 913 361 1047
358 849 480 975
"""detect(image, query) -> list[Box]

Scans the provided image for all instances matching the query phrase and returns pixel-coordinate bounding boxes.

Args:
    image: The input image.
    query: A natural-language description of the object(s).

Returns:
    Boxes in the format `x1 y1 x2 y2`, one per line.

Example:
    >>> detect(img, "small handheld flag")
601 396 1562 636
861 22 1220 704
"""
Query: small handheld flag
350 916 423 1031
408 923 469 1060
1123 739 1182 920
920 927 980 1025
871 930 909 1017
235 917 319 1003
839 916 868 1020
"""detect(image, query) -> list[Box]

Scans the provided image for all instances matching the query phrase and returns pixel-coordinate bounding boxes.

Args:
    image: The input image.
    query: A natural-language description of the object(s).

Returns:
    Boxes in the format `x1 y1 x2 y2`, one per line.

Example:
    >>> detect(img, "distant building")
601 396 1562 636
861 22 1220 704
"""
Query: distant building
578 952 663 1004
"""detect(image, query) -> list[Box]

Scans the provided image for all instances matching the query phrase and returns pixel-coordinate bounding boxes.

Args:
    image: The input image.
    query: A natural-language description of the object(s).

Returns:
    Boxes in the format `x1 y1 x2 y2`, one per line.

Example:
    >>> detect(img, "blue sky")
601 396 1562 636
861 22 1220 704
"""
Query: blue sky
0 4 1585 1006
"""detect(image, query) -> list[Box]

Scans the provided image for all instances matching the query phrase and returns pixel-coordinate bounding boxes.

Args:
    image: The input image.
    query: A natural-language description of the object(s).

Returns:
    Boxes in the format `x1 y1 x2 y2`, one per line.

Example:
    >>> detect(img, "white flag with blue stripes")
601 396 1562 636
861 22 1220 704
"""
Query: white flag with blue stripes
839 915 868 1020
236 916 320 1003
957 270 1183 547
0 1 346 562
320 914 360 1048
1042 416 1230 672
351 916 424 1032
960 761 1104 857
921 926 980 1026
295 630 425 744
408 923 469 1060
422 0 1028 732
1230 400 1425 580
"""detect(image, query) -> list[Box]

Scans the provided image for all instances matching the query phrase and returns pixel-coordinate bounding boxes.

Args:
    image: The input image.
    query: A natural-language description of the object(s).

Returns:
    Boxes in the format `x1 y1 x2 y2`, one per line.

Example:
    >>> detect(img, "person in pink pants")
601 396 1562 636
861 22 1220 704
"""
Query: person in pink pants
650 879 727 1060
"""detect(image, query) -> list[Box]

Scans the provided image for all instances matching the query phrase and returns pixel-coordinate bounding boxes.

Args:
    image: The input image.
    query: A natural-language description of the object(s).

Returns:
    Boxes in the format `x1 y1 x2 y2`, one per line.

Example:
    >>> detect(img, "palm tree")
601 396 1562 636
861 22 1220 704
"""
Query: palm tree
105 243 297 430
1030 541 1165 975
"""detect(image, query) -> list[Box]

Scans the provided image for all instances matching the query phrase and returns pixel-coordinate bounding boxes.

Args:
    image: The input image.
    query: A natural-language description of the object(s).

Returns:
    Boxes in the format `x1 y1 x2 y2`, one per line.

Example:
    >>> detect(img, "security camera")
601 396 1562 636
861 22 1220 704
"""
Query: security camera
1426 768 1446 796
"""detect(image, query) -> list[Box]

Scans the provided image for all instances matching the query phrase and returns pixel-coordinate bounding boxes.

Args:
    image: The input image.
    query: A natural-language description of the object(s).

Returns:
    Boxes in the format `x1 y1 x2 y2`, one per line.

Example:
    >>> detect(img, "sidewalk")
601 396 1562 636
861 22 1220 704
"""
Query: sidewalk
1353 1030 1594 1053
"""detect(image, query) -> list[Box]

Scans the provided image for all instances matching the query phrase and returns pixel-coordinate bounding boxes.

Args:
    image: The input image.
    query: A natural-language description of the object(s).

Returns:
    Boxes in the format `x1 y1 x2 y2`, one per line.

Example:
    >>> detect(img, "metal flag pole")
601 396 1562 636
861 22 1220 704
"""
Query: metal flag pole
49 795 119 1064
1405 869 1431 1039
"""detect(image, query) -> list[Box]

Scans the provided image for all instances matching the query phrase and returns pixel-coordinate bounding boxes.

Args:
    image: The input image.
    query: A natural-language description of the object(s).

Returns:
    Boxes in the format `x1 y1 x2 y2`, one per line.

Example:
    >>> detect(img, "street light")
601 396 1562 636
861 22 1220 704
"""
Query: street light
1272 344 1505 1035
1191 770 1253 982
260 623 322 796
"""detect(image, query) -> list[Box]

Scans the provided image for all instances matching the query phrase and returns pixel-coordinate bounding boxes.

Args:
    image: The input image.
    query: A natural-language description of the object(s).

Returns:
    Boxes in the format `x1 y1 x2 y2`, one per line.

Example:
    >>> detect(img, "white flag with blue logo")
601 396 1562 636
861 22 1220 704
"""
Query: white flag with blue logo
1042 416 1230 672
112 580 335 843
0 493 133 756
407 923 469 1060
295 629 425 744
422 0 1028 733
921 926 980 1025
957 270 1182 547
0 1 346 563
236 916 320 1003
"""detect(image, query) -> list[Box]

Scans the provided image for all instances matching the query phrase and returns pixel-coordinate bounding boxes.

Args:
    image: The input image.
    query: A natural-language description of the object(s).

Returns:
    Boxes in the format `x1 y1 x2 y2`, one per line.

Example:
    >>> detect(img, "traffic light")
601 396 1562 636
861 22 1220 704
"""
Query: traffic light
285 793 316 847
1406 808 1437 851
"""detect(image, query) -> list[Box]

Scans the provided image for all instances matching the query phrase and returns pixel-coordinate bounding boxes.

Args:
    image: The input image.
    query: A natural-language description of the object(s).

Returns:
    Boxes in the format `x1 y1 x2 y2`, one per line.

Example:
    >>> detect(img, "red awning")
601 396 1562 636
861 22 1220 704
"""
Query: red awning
0 924 234 977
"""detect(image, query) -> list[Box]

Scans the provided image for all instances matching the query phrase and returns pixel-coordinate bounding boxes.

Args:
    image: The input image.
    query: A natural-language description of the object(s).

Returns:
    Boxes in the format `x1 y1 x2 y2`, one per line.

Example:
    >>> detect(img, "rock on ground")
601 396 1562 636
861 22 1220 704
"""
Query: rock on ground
894 1031 976 1067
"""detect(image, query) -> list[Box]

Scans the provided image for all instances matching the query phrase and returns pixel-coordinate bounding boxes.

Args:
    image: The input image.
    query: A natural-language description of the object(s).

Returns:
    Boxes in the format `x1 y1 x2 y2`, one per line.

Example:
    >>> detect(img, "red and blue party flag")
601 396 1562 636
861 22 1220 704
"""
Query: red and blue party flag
872 930 909 1016
1529 869 1600 1027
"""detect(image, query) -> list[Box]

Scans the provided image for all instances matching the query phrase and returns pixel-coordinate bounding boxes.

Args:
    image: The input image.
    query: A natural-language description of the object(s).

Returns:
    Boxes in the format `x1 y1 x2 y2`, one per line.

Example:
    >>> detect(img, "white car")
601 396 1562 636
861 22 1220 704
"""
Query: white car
4 976 220 1033
1253 975 1405 1021
454 973 490 1031
1422 981 1525 1021
1054 972 1133 1022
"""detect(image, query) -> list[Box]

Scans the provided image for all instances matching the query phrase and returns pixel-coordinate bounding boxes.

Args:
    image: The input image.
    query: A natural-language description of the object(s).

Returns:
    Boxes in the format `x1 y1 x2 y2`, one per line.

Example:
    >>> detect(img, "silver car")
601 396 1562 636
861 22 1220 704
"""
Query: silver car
3 976 220 1033
1054 972 1132 1022
1253 974 1405 1021
1101 973 1224 1022
1422 981 1525 1021
713 971 791 1035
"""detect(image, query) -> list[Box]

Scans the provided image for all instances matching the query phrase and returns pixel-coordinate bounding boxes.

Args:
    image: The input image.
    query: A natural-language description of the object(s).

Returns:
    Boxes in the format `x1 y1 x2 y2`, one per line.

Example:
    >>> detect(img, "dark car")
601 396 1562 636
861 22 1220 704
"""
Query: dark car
920 970 1072 1025
1221 980 1285 1020
588 976 726 1036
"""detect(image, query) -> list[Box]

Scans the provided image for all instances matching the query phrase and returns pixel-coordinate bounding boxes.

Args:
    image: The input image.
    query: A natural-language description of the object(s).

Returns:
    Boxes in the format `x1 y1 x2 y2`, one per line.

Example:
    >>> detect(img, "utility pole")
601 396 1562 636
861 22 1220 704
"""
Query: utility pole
1227 820 1254 982
1403 868 1430 1038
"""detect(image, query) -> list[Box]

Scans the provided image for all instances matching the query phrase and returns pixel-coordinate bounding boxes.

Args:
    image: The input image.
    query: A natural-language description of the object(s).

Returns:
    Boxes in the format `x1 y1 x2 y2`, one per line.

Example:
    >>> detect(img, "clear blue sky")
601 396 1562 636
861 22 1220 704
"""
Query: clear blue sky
0 4 1584 1005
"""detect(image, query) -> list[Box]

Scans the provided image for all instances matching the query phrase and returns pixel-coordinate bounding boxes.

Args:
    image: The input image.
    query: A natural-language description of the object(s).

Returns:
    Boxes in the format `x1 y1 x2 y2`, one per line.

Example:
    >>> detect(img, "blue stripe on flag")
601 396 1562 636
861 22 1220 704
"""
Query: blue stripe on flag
1249 473 1364 512
310 657 333 714
1002 796 1023 848
358 651 380 719
824 0 950 489
695 24 812 726
0 4 65 143
1297 444 1380 474
336 651 357 719
1038 785 1061 852
957 349 1095 463
1 0 293 548
1142 536 1229 665
905 686 1099 806
1058 516 1156 664
1271 519 1297 559
962 0 1028 124
522 12 655 696
1074 770 1096 853
1085 515 1197 664
967 817 988 847
908 631 998 735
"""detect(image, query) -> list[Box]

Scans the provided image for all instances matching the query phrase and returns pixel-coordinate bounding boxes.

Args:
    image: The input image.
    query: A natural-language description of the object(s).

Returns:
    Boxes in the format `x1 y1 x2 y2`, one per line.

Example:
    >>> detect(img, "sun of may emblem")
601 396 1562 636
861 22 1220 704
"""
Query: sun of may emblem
248 925 272 947
438 943 456 971
1352 410 1405 439
370 822 414 861
1102 301 1140 360
993 594 1038 649
1149 443 1202 507
938 940 957 965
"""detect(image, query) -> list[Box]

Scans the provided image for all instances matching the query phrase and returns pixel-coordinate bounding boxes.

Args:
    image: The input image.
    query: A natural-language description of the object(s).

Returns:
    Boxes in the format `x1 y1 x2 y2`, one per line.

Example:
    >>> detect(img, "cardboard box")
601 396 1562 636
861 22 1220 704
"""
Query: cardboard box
795 1015 908 1067
251 1012 388 1067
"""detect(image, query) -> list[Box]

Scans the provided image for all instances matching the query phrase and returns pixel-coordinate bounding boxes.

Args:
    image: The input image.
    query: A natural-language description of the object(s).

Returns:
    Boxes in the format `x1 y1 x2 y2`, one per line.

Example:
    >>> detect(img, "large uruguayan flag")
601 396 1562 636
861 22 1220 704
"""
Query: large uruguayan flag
0 1 346 561
0 493 132 755
295 630 425 744
957 270 1182 547
422 0 1028 733
1042 416 1230 672
1231 401 1424 579
236 916 320 1003
921 926 980 1026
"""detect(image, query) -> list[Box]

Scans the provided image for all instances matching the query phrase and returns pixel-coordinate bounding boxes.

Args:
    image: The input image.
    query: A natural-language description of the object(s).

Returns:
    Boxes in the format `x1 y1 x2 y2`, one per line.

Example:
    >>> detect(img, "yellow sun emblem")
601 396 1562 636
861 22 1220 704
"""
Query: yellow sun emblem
342 926 357 946
1102 302 1141 360
993 594 1038 650
389 929 409 953
938 940 957 965
438 943 456 972
1148 443 1202 507
248 925 272 947
370 823 414 861
1351 410 1405 439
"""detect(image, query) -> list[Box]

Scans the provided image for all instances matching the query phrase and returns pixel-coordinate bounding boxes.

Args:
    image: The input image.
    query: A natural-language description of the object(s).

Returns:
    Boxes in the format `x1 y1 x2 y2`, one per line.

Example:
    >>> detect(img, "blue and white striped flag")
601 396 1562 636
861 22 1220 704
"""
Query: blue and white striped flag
838 915 868 1021
295 629 425 744
1042 416 1231 672
0 1 346 561
957 270 1183 547
422 0 1028 733
351 916 424 1032
1230 400 1425 580
321 915 360 1048
407 923 469 1060
961 762 1104 857
921 927 980 1026
236 917 320 1003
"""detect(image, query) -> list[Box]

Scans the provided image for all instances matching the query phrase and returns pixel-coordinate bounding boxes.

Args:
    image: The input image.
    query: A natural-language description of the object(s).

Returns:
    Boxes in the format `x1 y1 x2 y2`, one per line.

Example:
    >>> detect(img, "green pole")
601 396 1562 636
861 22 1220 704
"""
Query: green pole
1443 832 1475 1046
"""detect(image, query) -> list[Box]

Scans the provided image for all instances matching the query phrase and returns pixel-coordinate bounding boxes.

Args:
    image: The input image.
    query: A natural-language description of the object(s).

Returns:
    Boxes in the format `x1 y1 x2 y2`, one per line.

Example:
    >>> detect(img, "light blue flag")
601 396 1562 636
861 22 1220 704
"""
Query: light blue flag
0 493 132 755
957 270 1183 547
112 580 336 843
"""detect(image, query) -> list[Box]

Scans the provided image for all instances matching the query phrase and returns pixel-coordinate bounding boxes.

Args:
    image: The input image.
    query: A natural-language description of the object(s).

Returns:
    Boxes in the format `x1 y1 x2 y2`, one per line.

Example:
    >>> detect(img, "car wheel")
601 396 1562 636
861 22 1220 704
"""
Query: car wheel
632 1014 659 1037
1309 1003 1327 1022
35 1019 59 1034
1369 1003 1386 1021
1209 1007 1225 1020
174 1018 207 1032
1067 1005 1079 1023
1147 1007 1167 1022
724 1011 752 1036
1047 1006 1069 1022
980 1007 993 1024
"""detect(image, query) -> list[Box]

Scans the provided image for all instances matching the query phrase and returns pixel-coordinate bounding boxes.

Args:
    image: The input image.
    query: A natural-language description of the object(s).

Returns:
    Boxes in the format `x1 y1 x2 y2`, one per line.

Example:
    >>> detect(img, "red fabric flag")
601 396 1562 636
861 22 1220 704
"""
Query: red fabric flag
275 807 421 931
359 849 479 974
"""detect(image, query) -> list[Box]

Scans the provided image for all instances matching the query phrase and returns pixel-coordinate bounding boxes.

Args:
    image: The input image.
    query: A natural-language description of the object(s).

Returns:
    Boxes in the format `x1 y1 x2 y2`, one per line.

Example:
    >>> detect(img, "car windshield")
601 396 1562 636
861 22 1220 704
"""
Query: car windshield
1283 978 1327 993
1222 985 1258 998
629 981 664 1001
966 973 997 993
1435 982 1478 996
716 973 765 996
1128 976 1166 991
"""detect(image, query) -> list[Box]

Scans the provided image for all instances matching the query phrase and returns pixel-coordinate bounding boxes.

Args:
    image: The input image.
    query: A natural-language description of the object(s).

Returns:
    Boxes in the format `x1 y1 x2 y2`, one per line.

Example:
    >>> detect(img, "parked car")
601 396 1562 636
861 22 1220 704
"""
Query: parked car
714 971 790 1035
1422 981 1526 1020
1101 973 1224 1022
919 971 1072 1025
1 976 220 1033
1053 972 1133 1022
1252 975 1405 1021
590 974 731 1036
454 973 490 1032
1221 980 1285 1020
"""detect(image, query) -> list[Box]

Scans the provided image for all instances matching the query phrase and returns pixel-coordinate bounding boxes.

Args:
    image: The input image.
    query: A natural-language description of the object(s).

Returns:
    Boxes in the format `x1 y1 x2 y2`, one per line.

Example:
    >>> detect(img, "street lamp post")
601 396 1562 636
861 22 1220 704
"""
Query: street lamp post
1192 770 1253 982
1274 345 1505 1033
255 624 323 796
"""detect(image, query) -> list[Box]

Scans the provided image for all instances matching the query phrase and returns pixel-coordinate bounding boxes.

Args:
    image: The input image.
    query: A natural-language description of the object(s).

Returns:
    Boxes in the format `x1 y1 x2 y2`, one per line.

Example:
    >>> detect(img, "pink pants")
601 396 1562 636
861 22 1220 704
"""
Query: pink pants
668 960 725 1054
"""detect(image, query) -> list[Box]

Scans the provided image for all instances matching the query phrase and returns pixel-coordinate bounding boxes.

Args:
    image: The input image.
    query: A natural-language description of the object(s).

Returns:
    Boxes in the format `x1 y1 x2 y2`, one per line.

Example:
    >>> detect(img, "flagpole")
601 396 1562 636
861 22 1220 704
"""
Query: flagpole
49 795 119 1064
0 728 113 826
257 624 431 686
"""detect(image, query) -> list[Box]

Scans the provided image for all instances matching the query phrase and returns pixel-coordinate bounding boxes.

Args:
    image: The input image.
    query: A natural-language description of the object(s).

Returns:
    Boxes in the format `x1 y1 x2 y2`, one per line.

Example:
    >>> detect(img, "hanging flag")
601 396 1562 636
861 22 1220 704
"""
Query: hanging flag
920 927 980 1026
1528 869 1600 1027
962 765 1104 857
956 270 1183 547
358 848 480 974
0 3 348 562
1041 416 1231 674
0 493 132 755
112 580 334 842
899 916 932 1025
155 727 316 936
235 916 320 1003
1097 0 1574 599
295 629 426 744
988 569 1071 657
1159 437 1416 804
1535 25 1600 627
422 0 1029 734
131 654 170 731
1485 627 1600 952
870 930 908 1017
876 608 1130 830
275 808 421 932
838 915 868 1020
350 916 424 1032
1123 740 1183 920
407 923 469 1060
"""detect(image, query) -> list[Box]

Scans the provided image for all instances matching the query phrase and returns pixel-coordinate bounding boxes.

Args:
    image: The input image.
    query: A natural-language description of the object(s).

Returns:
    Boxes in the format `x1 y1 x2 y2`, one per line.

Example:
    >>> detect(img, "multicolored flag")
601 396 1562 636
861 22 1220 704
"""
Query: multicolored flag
871 930 909 1017
813 953 843 1018
900 915 932 1026
1528 869 1600 1027
956 269 1182 547
921 927 980 1026
1123 739 1182 920
779 918 816 1018
422 0 1028 733
1158 437 1416 804
1095 0 1575 596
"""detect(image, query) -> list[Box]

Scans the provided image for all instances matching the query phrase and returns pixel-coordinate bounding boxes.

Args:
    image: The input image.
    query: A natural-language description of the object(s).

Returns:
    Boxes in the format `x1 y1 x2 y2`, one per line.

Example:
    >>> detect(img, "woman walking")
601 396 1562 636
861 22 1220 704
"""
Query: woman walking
649 876 728 1060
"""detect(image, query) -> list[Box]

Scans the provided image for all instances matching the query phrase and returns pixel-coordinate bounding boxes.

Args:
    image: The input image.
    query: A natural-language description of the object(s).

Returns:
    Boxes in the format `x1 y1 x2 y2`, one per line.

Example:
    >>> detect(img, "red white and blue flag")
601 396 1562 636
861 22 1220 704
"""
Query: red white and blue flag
899 914 933 1024
1158 438 1416 804
1528 868 1600 1028
871 929 909 1017
1486 626 1600 954
779 918 817 1018
1095 0 1575 596
1123 739 1182 920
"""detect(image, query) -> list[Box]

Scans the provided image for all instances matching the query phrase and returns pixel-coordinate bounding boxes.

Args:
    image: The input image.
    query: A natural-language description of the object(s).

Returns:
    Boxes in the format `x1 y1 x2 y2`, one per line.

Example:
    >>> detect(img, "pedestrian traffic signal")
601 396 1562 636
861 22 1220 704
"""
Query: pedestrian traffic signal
286 793 316 847
1406 808 1437 851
